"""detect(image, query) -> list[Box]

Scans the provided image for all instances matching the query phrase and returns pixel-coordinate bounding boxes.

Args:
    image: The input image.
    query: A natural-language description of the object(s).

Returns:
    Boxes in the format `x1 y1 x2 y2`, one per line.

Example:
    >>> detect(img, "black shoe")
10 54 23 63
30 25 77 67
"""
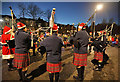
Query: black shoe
8 67 16 71
19 78 22 81
22 71 30 82
73 76 83 81
94 67 102 71
19 76 29 82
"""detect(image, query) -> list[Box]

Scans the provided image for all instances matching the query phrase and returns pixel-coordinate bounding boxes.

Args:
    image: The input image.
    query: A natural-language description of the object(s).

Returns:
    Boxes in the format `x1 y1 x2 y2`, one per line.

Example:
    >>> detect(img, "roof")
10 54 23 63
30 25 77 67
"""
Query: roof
1 15 16 19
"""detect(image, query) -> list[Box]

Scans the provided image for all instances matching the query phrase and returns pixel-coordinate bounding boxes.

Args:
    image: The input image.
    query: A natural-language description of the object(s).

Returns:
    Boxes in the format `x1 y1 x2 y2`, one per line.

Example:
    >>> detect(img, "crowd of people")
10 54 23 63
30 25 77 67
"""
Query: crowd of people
1 21 119 82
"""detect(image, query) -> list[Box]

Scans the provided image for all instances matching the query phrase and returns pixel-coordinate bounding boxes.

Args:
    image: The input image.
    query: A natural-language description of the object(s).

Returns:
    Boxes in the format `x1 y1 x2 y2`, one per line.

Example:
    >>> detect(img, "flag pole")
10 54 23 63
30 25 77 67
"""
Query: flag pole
49 8 56 35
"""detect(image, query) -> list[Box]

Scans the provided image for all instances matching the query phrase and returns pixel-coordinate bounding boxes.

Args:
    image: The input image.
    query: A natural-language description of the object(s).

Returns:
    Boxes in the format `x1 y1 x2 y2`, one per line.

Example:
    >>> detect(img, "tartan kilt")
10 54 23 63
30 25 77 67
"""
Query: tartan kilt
94 52 103 62
94 51 98 59
46 62 62 73
73 53 87 66
13 53 30 69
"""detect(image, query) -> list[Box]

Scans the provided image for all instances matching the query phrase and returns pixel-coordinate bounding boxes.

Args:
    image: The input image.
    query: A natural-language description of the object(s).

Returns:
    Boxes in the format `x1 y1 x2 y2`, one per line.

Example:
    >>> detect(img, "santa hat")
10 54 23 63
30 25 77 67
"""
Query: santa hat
100 31 103 34
78 23 85 29
90 32 92 35
46 32 50 36
52 24 58 31
17 22 26 29
3 26 11 34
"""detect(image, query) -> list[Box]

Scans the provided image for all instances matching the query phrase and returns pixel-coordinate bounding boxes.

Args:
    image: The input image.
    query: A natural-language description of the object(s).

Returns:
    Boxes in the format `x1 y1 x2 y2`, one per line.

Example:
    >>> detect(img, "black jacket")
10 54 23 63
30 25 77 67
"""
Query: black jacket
40 33 63 63
73 30 89 54
15 30 31 54
93 35 107 52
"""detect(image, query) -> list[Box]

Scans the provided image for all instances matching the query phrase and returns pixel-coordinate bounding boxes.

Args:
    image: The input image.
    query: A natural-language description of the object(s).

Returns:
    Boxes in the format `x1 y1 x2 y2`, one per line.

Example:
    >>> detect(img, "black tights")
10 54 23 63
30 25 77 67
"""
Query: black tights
18 69 28 81
49 72 59 82
7 58 13 68
76 66 85 78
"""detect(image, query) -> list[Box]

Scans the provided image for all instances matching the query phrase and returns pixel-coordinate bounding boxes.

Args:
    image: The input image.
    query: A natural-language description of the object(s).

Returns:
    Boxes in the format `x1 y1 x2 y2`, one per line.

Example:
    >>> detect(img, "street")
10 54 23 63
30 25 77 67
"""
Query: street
1 46 119 81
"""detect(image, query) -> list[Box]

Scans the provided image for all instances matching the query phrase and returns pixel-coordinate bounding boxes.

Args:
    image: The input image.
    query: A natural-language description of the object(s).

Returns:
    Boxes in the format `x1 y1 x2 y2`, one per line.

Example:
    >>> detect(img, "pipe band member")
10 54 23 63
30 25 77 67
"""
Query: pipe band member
13 22 31 81
93 32 103 71
93 31 107 71
72 23 89 81
40 24 63 82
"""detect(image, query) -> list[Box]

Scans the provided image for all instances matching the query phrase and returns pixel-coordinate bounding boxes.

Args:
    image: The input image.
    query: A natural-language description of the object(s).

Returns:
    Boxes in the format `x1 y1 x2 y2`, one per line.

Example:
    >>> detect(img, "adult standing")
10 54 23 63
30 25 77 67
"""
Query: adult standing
2 26 15 71
72 23 89 81
40 24 63 82
13 22 31 81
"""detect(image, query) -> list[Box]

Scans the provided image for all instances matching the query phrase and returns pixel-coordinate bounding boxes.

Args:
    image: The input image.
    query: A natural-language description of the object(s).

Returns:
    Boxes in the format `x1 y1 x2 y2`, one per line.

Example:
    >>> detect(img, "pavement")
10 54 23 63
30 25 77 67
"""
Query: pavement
1 46 119 81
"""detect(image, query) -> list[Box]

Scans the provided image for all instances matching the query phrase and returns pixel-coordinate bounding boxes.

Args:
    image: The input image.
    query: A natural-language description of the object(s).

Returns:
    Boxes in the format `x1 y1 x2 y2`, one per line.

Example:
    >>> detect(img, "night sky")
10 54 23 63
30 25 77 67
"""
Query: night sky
2 2 119 26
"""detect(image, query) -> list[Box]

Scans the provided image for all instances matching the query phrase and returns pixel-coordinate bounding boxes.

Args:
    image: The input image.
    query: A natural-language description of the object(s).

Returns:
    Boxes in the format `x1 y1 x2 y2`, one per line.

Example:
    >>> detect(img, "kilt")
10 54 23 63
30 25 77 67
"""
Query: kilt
94 51 103 62
13 53 30 69
46 62 62 73
73 53 87 66
94 51 98 59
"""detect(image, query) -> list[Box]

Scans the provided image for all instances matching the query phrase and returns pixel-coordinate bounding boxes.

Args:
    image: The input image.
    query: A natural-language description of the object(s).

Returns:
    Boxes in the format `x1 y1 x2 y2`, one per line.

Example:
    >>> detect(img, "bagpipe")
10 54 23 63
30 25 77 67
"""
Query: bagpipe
6 6 16 49
6 40 15 49
49 8 56 35
88 21 115 52
90 37 106 52
37 8 55 55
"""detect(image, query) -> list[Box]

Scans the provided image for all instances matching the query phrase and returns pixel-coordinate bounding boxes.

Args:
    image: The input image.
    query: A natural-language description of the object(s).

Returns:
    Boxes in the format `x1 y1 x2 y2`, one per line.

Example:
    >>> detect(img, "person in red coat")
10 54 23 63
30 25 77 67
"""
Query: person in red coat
2 26 15 71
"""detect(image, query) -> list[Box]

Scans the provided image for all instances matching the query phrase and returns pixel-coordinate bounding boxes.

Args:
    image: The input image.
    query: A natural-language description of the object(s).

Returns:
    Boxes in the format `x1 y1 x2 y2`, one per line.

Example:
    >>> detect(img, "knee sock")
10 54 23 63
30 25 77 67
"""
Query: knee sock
76 67 81 78
55 72 59 82
9 58 14 68
7 59 10 68
49 73 54 82
98 61 102 67
77 66 85 79
24 70 27 77
22 70 28 81
18 69 22 80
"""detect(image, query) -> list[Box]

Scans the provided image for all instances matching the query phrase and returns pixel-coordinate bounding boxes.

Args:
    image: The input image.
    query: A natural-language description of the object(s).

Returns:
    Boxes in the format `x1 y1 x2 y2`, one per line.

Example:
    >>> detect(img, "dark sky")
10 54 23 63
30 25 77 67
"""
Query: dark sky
2 2 118 26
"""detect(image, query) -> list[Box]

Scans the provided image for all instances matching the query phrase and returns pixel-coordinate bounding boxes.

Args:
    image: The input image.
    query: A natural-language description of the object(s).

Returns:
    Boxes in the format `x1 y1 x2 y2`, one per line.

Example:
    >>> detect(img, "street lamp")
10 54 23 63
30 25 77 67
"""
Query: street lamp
90 4 103 38
0 19 3 22
96 4 103 11
94 4 103 37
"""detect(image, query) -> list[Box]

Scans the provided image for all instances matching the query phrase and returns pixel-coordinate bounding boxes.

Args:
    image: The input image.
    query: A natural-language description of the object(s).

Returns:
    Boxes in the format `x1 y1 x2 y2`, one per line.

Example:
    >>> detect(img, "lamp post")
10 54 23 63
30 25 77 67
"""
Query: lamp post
86 4 103 37
93 4 103 38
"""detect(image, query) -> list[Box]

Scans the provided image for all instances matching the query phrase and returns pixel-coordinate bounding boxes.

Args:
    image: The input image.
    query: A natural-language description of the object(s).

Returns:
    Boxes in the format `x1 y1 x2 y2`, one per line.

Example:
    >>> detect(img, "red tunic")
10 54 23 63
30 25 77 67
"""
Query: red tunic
2 34 15 59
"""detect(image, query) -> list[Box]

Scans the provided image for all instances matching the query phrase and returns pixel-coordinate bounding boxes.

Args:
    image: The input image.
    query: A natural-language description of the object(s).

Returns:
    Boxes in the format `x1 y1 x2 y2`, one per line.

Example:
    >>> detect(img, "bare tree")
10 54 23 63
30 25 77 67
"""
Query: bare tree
44 9 57 25
44 9 51 22
102 18 107 24
26 3 43 19
18 3 26 18
108 18 114 24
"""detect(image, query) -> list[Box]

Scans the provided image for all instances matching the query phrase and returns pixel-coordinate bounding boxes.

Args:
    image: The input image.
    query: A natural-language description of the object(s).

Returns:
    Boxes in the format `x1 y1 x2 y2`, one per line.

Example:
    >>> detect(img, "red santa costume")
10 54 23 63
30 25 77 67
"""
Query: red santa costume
2 26 15 71
2 26 14 59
